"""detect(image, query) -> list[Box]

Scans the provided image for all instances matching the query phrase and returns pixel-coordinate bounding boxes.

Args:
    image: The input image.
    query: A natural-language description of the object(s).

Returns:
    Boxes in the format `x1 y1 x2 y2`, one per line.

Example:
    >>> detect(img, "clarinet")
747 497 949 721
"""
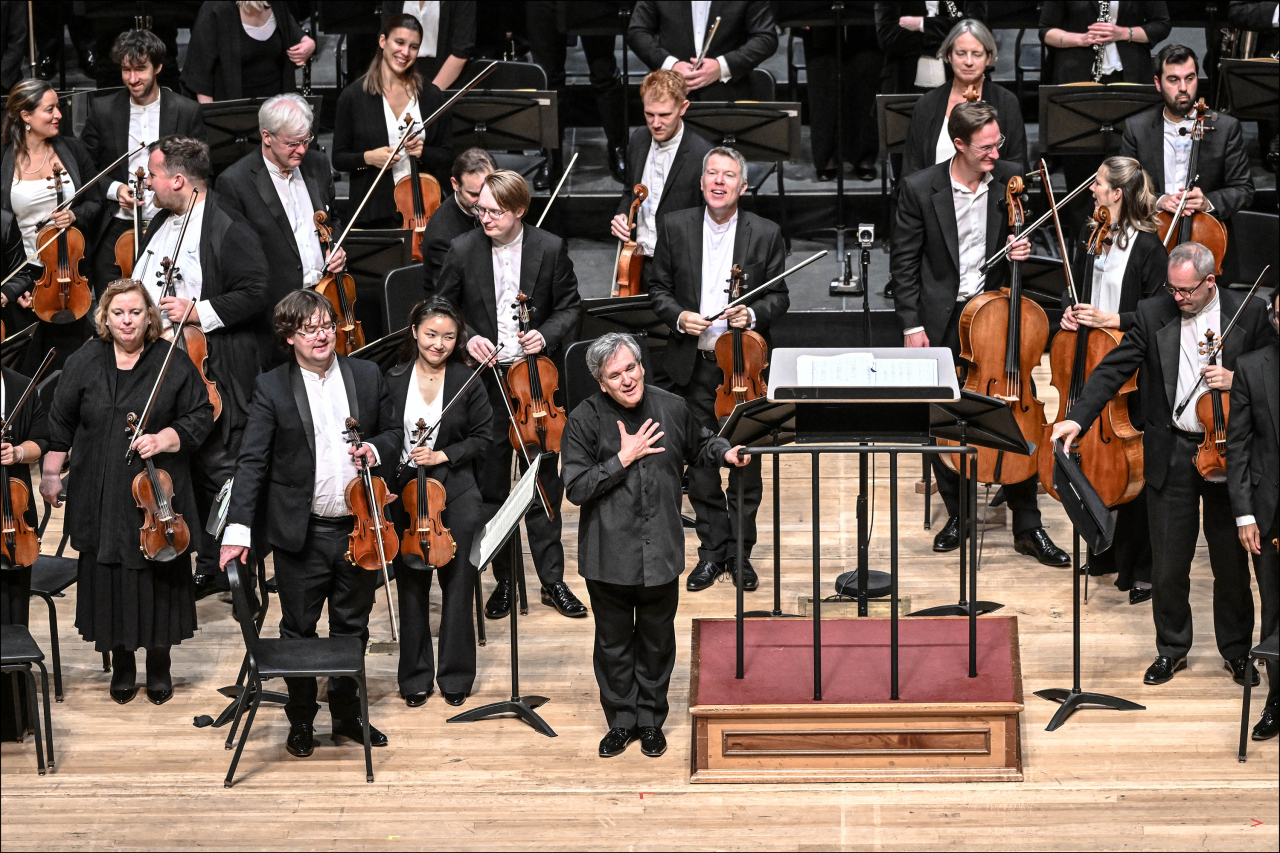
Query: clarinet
943 1 961 17
1091 1 1112 83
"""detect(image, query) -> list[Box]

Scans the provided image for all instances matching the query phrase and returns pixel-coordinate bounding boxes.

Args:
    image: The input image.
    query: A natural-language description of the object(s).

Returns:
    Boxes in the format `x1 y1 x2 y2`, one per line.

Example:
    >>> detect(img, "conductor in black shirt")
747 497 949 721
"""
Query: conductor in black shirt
563 332 749 759
422 147 495 293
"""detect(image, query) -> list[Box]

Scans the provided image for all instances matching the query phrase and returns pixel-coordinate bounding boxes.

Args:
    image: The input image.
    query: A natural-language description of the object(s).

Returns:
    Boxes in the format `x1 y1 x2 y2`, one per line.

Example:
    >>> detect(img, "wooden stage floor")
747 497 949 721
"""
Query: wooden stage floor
3 365 1277 851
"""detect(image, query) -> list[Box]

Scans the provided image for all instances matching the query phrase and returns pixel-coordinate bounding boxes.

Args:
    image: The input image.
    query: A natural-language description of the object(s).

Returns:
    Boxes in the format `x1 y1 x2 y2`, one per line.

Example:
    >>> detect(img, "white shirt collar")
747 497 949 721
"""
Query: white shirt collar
704 208 737 235
492 225 524 251
263 152 296 182
654 121 684 154
949 158 993 196
1184 289 1220 323
301 357 340 383
130 94 161 115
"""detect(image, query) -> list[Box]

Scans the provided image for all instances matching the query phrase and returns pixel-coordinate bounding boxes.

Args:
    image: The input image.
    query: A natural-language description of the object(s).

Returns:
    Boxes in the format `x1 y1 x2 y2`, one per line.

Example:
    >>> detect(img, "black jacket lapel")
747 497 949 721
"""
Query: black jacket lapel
1144 110 1165 192
289 363 316 459
932 170 961 273
686 211 703 310
1265 347 1279 445
1157 314 1181 412
158 89 179 137
251 159 300 258
339 355 360 425
520 226 546 299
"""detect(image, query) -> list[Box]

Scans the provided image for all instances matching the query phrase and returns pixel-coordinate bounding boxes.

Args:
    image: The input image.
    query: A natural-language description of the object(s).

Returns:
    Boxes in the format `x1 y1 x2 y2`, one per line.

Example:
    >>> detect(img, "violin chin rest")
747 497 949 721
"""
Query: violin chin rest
151 545 178 563
401 554 429 572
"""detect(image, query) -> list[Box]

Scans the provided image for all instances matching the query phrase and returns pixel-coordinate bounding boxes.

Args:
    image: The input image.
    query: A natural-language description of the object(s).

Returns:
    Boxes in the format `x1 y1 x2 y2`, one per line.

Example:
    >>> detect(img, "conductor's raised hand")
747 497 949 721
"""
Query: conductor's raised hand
617 419 665 467
725 445 751 467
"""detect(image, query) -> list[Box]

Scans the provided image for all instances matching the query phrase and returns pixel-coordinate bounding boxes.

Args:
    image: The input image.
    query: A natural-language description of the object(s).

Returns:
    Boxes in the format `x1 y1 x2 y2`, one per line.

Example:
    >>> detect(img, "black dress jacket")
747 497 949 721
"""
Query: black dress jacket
1118 104 1255 220
229 356 403 554
380 1 477 84
79 88 207 248
1 136 103 232
181 0 305 100
434 223 582 356
1063 227 1168 333
1227 2 1280 57
47 338 215 567
890 158 1019 345
900 80 1026 180
614 124 713 225
1228 339 1280 532
0 210 30 306
1 368 49 531
136 191 269 437
627 1 778 99
647 207 789 387
332 77 451 226
422 194 479 292
1065 288 1272 491
1039 1 1172 84
875 1 987 93
381 359 493 498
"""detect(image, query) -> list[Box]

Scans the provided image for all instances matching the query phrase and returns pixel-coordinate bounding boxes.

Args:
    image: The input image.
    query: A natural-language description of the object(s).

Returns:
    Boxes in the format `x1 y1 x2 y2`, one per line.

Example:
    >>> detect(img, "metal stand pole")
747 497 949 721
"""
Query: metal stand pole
812 452 822 700
890 452 900 701
735 470 745 677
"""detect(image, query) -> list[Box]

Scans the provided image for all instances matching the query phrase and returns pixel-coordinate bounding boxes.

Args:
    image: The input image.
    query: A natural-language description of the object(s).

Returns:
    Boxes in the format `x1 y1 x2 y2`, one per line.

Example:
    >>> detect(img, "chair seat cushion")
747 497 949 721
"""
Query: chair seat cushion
29 555 80 596
254 636 365 678
0 624 45 663
1254 630 1279 662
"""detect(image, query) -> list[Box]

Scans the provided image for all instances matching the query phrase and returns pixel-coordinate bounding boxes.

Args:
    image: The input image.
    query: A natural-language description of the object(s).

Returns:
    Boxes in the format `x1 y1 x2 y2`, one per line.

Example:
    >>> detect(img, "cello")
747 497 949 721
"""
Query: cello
113 167 147 278
398 418 456 571
1194 329 1229 482
1039 205 1144 506
613 184 648 297
393 110 442 262
1 349 55 571
1155 98 1228 275
31 165 91 324
342 417 399 639
313 211 365 355
713 264 769 419
503 291 566 456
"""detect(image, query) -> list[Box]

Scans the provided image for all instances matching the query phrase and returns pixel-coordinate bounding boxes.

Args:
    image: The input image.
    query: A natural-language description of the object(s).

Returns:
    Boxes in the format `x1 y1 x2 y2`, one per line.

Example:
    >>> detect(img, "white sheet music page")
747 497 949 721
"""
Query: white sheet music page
871 358 938 386
797 352 874 385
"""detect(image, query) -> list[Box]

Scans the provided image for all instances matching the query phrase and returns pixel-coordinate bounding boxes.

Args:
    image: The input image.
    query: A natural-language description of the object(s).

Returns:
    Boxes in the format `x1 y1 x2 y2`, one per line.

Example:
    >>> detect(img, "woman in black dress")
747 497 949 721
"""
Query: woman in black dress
39 279 214 705
384 296 491 708
332 13 451 229
182 0 316 102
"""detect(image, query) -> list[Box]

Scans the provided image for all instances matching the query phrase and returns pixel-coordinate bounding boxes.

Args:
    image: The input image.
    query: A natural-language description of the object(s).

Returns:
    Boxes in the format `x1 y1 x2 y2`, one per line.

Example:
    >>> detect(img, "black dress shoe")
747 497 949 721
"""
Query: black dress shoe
110 687 138 705
855 160 878 181
443 691 467 706
598 727 636 757
332 717 388 747
541 582 588 617
609 146 627 183
1013 527 1071 566
534 160 552 192
1129 586 1153 605
265 576 279 594
686 559 724 591
485 580 513 619
637 726 667 757
1225 656 1261 687
1253 707 1278 741
932 516 961 552
815 167 836 182
404 691 431 708
193 573 227 601
725 555 759 591
286 723 315 757
146 687 173 705
1143 655 1188 685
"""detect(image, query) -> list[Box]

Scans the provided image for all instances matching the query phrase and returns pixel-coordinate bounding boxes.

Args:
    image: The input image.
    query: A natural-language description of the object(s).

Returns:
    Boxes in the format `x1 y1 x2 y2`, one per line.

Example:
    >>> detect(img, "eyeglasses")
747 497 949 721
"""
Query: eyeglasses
473 205 507 221
1163 273 1210 298
271 133 314 151
968 135 1006 156
296 321 337 340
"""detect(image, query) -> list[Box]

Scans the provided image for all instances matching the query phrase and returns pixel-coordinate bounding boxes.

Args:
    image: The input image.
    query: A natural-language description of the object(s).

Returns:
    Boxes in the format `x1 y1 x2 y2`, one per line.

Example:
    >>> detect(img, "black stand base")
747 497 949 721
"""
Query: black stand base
909 600 1004 617
1033 687 1145 732
833 569 893 599
447 695 556 737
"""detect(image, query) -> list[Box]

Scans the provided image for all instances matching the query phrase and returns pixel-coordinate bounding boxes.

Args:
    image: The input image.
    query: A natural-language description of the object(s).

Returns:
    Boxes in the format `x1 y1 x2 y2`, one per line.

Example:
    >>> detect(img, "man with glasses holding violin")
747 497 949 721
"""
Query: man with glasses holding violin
1053 242 1273 688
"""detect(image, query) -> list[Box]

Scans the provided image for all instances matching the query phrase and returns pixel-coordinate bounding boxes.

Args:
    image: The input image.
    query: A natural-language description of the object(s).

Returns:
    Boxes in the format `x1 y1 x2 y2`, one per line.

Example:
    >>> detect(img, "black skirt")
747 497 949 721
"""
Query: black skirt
1 565 33 742
74 552 197 652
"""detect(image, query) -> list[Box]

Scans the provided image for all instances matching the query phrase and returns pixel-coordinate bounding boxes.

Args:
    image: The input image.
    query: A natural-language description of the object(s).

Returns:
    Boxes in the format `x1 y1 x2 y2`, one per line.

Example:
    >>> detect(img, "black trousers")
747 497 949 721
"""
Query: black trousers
393 485 482 696
1252 514 1279 710
191 425 241 584
585 577 680 731
272 516 378 727
91 217 131 296
479 369 565 587
802 28 880 172
659 354 762 562
1088 490 1153 589
1147 432 1254 662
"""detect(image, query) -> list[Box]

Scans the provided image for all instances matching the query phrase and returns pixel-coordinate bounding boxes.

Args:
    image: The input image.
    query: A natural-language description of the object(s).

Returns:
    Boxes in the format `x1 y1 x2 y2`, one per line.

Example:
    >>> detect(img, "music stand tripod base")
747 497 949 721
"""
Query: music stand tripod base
1033 687 1145 732
909 600 1004 617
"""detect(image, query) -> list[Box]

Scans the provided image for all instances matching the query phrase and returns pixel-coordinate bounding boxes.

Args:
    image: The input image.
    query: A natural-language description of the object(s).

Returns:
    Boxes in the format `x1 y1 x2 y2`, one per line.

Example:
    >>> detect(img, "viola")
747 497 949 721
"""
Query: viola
1194 329 1229 482
313 211 365 356
943 175 1048 483
0 350 55 570
503 291 566 455
613 184 648 298
31 165 91 324
398 418 456 570
393 111 442 263
1156 98 1228 275
342 417 399 638
713 263 769 420
1039 205 1144 506
113 167 147 278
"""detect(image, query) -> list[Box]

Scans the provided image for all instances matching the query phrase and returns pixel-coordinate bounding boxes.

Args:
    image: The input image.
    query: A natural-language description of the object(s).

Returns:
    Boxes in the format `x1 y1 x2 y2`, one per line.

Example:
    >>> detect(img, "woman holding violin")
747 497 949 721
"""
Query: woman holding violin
383 297 492 708
1 79 102 372
39 279 214 706
332 13 451 229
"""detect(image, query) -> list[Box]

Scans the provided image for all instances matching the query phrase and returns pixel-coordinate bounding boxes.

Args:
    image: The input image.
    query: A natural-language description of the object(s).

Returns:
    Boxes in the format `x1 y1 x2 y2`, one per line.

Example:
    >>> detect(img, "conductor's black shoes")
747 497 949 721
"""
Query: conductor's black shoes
1143 655 1187 685
1253 707 1278 741
541 582 587 617
286 723 315 757
1226 656 1261 687
485 580 513 619
1013 527 1071 566
686 560 724 591
599 727 637 758
725 555 759 591
932 516 961 552
332 717 387 747
637 726 667 757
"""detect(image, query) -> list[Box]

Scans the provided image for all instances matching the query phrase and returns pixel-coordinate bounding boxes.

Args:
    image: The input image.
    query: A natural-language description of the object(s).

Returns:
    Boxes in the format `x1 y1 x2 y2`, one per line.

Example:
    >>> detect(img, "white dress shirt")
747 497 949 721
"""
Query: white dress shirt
914 2 946 88
10 171 73 260
492 227 524 361
107 96 161 222
659 1 732 83
952 164 992 302
1162 111 1195 197
132 199 224 331
264 153 326 286
1173 290 1221 434
401 1 441 57
1089 225 1136 314
383 95 423 185
1097 2 1123 77
697 209 737 350
635 122 685 256
400 367 444 465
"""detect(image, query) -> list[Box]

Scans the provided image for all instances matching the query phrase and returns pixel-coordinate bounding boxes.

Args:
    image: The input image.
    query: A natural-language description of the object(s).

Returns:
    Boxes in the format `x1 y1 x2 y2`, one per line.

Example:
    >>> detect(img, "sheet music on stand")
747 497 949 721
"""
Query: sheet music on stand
769 348 960 403
471 454 543 569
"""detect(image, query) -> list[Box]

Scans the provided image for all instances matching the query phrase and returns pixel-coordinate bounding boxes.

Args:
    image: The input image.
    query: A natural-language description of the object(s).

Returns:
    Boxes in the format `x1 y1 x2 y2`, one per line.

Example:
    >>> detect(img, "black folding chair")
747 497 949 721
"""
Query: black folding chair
222 559 373 787
1 624 54 775
384 264 425 332
1238 630 1279 762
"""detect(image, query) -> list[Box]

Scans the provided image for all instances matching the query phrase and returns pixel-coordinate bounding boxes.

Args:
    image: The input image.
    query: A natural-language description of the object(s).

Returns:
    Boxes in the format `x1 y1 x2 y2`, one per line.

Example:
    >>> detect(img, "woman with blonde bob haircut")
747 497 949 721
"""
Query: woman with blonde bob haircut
40 278 215 707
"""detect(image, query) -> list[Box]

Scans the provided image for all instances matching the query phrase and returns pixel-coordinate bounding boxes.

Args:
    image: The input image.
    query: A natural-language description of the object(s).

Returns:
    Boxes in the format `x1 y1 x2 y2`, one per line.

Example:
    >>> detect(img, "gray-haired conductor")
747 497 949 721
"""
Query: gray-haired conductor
561 333 751 761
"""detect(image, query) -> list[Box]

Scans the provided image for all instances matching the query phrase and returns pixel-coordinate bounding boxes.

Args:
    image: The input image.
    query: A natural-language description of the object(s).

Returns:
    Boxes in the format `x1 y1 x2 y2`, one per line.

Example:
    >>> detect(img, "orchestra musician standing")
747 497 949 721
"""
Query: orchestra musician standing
1052 242 1272 687
39 280 215 705
220 290 403 758
383 297 492 708
434 170 588 620
875 1 985 95
381 1 476 92
182 0 316 103
646 146 789 593
422 148 495 293
892 99 1069 566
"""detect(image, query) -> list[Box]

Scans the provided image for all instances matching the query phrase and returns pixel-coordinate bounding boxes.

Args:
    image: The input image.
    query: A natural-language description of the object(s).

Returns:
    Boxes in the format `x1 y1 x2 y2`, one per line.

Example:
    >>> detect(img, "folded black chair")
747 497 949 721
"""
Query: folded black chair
1 624 54 775
222 559 373 787
1238 629 1279 762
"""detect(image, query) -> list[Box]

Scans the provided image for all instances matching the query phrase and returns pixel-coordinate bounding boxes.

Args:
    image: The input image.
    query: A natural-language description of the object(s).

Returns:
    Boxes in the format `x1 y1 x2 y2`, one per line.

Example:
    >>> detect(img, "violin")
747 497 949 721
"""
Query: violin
398 417 456 570
1156 98 1228 275
32 165 91 324
613 184 648 298
113 167 146 278
943 175 1049 483
342 417 399 638
503 291 566 455
393 111 442 263
1040 205 1144 506
1 349 55 570
713 263 769 420
312 211 365 355
1194 329 1229 482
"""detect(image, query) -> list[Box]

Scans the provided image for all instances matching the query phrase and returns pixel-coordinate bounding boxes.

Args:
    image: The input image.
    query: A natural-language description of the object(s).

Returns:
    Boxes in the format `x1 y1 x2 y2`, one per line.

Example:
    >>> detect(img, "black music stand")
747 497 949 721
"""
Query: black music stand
876 93 921 197
450 91 560 151
1218 59 1280 121
1021 254 1071 308
448 455 556 737
1037 84 1163 156
1 322 37 369
201 97 324 176
579 295 670 340
340 229 413 341
350 326 409 372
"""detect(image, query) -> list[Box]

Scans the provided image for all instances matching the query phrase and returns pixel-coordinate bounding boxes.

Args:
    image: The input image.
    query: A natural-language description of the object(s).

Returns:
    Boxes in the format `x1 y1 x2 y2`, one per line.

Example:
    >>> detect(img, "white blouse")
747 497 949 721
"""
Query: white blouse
382 95 423 186
1089 226 1137 316
400 367 444 465
10 171 74 260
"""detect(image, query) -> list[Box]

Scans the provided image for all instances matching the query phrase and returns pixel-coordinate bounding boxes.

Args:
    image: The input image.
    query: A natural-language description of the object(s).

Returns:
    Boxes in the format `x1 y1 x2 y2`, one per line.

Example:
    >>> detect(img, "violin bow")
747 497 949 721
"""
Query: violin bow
701 251 828 322
155 189 200 315
1172 264 1272 419
0 349 56 443
1038 159 1078 305
0 229 67 288
45 144 147 220
489 363 556 519
395 344 505 476
979 172 1097 276
534 151 579 229
694 16 722 69
124 299 196 466
1161 172 1200 250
